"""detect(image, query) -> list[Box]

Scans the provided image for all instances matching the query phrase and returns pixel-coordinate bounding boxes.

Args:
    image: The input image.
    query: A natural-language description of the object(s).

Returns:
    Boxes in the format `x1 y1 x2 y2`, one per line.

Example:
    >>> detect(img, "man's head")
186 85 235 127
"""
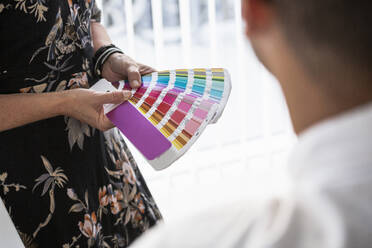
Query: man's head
242 0 372 133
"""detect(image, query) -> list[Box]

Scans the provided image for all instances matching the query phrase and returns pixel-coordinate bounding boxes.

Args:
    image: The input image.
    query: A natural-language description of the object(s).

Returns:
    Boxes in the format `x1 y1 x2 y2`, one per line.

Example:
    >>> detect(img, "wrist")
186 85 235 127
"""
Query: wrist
54 90 75 117
93 44 124 79
101 53 123 78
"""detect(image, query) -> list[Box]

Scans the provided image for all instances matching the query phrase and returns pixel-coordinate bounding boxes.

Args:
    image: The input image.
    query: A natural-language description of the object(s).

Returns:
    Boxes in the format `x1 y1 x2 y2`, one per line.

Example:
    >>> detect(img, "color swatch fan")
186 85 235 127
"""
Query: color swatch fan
91 68 231 170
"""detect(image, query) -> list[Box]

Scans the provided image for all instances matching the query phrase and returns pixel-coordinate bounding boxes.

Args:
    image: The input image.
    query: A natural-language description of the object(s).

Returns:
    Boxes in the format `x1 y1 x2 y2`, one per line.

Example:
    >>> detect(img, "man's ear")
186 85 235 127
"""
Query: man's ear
242 0 273 38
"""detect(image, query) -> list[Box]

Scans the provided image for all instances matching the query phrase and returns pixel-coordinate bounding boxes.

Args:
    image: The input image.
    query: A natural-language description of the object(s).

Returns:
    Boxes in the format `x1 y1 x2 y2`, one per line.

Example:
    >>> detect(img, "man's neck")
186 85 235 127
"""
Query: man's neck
279 71 372 135
251 28 372 135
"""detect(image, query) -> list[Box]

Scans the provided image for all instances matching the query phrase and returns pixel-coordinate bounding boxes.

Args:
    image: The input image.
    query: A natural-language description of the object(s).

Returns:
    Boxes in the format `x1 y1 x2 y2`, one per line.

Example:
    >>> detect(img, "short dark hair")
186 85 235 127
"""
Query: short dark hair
270 0 372 79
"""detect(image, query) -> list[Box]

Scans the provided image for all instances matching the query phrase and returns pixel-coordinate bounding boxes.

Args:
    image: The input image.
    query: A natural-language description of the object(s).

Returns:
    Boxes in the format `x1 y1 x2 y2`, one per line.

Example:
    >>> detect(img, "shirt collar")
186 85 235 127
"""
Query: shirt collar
288 101 372 188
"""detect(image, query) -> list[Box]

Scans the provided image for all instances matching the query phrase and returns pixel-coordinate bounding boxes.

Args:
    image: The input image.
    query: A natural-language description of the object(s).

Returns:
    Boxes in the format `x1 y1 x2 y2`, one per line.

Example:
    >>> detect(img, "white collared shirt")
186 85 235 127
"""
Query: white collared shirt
130 102 372 248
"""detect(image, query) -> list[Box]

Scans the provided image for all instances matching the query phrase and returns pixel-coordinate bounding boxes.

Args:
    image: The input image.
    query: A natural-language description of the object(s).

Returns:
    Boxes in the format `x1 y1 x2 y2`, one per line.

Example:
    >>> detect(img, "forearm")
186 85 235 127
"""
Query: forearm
91 22 113 53
0 92 66 132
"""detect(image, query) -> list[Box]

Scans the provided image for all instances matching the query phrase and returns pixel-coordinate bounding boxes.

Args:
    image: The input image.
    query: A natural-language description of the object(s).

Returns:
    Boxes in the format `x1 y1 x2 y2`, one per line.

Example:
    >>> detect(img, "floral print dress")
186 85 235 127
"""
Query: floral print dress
0 1 162 247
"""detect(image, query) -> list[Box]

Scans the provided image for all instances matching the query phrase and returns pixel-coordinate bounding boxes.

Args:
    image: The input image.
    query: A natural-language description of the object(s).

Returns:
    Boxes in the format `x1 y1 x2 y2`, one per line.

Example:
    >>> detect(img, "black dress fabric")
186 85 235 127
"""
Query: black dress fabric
0 1 162 247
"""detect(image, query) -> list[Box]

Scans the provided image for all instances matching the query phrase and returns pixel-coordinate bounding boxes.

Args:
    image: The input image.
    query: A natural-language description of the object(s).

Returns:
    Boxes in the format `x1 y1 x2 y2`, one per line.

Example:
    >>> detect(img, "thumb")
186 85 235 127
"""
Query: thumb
99 90 132 105
127 64 142 89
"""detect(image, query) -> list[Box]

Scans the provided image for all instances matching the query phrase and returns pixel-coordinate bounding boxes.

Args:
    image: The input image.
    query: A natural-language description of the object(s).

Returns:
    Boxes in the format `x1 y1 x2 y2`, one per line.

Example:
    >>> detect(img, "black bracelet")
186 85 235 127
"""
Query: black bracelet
93 44 124 79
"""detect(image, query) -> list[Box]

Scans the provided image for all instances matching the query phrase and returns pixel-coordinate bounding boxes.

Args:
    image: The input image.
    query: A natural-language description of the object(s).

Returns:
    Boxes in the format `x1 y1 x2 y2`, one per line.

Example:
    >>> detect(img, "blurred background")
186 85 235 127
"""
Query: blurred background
97 0 297 221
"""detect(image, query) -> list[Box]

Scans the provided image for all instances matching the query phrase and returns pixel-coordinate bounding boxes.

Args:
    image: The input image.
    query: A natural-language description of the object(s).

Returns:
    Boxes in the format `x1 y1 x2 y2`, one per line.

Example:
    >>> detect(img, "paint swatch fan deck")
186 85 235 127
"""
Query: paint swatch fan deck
91 68 231 170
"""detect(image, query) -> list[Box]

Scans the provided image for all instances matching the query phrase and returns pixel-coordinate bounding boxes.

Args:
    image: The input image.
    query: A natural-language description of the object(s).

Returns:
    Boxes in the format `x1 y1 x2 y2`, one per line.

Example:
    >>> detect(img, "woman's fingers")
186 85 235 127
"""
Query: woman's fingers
64 89 130 131
127 64 142 89
98 90 132 105
96 90 132 131
102 53 156 87
138 63 156 75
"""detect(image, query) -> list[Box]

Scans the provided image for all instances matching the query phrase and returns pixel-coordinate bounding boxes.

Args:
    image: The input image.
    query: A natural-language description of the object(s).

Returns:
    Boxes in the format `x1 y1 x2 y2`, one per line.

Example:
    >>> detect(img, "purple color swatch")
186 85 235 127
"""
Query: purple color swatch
107 102 172 160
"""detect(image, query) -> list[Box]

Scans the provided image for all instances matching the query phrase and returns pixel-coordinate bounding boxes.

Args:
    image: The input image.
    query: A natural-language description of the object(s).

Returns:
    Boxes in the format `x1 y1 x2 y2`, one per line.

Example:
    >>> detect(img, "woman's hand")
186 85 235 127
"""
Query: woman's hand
62 89 132 131
101 53 156 88
0 88 131 132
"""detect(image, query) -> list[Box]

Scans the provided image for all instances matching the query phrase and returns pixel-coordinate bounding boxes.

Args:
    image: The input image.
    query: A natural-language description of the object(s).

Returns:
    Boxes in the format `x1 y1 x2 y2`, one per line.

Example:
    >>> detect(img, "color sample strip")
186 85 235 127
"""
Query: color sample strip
210 79 224 100
208 69 225 100
107 101 172 160
172 102 209 150
168 90 203 149
131 87 147 104
174 77 188 90
129 74 161 113
157 89 188 136
155 75 198 148
139 85 166 114
148 91 177 125
169 69 218 150
191 78 206 96
156 71 194 137
114 68 228 152
143 72 178 126
166 98 207 150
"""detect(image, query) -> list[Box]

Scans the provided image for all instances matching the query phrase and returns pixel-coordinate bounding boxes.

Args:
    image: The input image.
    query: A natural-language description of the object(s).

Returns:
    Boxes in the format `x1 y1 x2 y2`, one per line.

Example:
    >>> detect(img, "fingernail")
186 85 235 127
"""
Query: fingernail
123 91 132 99
133 80 140 88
